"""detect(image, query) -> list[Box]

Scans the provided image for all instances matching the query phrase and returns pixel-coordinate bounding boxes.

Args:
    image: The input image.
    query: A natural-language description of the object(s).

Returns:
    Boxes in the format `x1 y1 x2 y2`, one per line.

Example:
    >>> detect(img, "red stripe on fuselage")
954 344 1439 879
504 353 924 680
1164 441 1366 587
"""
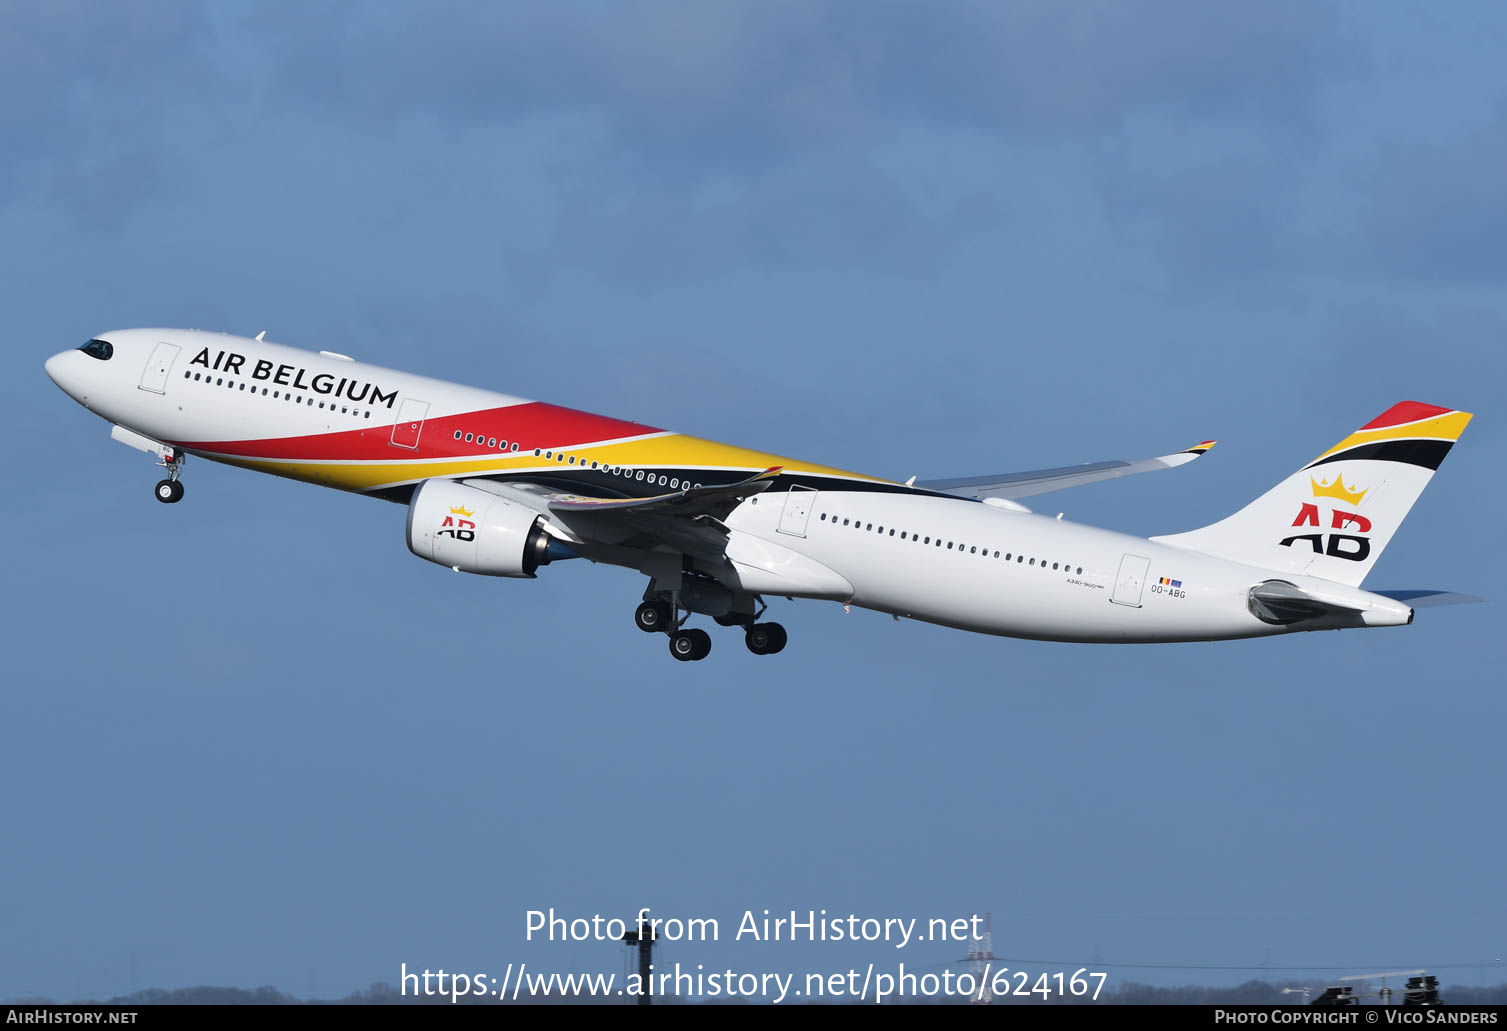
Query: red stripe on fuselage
176 402 661 461
1359 400 1454 430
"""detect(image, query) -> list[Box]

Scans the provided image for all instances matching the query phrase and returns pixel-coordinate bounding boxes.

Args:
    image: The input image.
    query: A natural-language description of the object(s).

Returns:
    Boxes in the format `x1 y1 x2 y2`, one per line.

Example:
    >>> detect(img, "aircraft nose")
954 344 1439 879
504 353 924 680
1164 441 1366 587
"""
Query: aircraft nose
45 351 68 386
45 350 82 398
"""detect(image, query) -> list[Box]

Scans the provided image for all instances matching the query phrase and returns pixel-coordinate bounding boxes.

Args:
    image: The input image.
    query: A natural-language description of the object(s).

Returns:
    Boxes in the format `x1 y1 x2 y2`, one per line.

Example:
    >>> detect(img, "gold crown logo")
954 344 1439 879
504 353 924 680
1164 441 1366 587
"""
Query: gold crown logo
449 504 475 517
1310 474 1367 506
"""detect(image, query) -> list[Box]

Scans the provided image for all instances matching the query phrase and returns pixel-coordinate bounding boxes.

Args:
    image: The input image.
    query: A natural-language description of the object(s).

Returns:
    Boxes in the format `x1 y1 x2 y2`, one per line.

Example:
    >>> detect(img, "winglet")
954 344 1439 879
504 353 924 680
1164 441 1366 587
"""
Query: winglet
1183 440 1217 455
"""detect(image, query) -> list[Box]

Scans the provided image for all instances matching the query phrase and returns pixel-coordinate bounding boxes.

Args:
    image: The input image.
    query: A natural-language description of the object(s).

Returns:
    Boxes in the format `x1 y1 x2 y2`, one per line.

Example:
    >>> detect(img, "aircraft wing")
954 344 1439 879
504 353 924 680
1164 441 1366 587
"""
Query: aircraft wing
916 441 1216 501
459 468 784 563
542 466 783 516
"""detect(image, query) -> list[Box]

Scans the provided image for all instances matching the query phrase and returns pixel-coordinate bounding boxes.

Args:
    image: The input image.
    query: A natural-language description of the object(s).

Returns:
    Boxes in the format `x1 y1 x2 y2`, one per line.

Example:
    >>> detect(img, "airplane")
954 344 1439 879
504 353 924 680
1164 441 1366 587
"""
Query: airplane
44 329 1477 661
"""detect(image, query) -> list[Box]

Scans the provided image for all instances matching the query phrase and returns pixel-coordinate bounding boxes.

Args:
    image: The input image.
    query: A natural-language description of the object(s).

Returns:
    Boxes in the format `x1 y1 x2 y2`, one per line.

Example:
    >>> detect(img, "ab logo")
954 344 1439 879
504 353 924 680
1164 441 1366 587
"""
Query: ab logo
1279 474 1371 562
438 504 477 543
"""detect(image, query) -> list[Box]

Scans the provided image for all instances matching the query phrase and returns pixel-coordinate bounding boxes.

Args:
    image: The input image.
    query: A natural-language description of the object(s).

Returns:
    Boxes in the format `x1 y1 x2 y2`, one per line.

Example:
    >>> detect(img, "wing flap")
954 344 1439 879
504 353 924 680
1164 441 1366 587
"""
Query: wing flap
917 442 1215 500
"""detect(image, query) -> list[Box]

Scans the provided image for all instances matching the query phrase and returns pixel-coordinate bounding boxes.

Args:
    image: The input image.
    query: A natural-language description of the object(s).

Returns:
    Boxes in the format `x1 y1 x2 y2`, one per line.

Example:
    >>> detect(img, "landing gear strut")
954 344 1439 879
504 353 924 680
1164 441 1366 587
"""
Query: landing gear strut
153 449 185 504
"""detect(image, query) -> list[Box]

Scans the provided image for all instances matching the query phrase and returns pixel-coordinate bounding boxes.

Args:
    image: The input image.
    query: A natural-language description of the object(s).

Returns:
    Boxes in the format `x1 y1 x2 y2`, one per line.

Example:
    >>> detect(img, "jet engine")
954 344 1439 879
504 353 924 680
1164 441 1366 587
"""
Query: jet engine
406 479 574 577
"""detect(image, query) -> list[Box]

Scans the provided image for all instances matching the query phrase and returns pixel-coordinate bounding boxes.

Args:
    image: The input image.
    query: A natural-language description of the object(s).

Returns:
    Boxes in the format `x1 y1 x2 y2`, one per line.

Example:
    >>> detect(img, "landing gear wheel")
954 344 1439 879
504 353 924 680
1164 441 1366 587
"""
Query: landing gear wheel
635 600 672 633
745 622 787 655
669 628 711 661
154 479 184 504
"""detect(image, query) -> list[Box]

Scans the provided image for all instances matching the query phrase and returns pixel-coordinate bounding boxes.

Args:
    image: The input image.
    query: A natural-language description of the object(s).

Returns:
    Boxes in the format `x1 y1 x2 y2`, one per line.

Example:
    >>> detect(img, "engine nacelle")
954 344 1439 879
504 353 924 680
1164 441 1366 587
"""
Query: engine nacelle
406 480 573 577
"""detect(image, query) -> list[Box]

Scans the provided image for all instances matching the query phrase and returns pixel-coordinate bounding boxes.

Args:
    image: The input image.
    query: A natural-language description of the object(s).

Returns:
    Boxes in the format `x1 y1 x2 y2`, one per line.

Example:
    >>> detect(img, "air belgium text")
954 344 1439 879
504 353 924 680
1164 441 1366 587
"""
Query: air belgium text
188 347 397 408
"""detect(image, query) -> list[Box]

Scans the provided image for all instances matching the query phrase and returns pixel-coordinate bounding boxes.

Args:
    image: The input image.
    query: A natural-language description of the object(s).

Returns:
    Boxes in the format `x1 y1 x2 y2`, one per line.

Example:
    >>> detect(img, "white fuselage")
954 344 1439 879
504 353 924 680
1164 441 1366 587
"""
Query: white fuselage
45 329 1413 645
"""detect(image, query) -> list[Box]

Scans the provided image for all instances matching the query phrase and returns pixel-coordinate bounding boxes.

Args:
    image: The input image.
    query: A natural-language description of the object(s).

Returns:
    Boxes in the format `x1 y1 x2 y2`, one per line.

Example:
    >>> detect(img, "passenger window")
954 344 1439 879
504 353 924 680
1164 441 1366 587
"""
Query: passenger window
465 433 474 442
1052 562 1059 570
1076 567 1083 575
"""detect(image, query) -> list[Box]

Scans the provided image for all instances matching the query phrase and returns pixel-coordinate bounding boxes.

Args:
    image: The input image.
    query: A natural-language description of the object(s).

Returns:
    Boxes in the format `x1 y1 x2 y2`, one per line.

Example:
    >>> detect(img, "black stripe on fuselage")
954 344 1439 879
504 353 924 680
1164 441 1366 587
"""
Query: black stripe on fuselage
362 469 966 505
1306 438 1454 471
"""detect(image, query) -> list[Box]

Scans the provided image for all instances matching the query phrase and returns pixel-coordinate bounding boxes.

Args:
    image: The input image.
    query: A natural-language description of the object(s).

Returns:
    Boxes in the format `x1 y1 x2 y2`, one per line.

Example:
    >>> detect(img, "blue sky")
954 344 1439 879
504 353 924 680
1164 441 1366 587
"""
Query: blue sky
3 1 1504 1002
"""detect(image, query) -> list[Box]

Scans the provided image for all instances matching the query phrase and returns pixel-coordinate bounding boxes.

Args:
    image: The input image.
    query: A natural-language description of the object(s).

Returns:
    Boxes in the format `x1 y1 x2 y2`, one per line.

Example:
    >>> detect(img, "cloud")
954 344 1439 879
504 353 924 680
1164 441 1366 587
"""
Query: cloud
227 1 1355 283
242 0 1351 172
1355 106 1507 284
0 2 225 224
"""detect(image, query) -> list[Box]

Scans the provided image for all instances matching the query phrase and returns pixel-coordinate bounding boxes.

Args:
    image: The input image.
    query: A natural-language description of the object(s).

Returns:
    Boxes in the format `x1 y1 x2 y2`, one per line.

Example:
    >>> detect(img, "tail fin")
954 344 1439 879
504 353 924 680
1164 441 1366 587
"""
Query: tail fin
1150 401 1473 587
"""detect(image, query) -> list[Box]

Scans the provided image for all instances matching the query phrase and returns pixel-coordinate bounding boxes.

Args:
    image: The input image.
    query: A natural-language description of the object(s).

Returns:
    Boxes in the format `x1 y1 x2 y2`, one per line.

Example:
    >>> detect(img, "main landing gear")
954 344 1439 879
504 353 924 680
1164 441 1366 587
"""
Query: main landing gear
153 449 185 504
635 594 786 661
742 621 787 656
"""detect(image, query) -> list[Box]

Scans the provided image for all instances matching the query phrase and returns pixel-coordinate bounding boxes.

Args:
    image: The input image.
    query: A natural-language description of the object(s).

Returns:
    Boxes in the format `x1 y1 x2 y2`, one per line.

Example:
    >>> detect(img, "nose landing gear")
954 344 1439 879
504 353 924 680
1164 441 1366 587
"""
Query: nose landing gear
153 449 185 504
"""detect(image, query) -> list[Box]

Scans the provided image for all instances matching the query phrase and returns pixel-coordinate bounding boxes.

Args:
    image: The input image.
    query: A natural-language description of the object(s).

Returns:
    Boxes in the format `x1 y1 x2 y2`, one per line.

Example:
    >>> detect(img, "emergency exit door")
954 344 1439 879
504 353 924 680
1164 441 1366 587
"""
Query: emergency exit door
138 342 180 394
1111 554 1151 608
777 485 816 537
389 398 429 449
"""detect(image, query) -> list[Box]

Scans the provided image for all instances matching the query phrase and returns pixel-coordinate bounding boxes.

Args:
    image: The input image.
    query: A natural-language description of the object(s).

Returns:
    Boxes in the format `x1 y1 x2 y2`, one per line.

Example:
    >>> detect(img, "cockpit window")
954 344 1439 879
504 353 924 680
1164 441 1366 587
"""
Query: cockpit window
80 339 114 361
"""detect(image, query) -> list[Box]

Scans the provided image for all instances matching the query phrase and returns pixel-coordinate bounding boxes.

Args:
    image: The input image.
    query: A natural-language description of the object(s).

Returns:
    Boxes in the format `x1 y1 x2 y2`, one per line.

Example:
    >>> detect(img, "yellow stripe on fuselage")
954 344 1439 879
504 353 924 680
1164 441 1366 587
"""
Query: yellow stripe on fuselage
205 432 892 494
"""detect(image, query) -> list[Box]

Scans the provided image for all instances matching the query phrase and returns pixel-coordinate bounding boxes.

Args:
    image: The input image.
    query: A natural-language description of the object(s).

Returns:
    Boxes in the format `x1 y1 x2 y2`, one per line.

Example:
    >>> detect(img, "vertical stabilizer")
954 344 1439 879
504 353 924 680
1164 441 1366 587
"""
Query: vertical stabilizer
1150 402 1472 586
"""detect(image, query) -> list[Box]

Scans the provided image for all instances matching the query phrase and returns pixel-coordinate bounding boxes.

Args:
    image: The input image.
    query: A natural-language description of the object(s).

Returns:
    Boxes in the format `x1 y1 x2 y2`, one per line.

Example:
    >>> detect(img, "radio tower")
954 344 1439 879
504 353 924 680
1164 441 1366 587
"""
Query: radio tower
963 912 999 1005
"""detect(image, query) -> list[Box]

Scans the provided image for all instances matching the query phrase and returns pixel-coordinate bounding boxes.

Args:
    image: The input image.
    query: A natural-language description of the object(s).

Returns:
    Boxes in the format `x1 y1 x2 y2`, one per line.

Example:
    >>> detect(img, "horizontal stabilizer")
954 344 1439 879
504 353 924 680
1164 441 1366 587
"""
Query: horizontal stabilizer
1372 589 1483 607
919 441 1216 500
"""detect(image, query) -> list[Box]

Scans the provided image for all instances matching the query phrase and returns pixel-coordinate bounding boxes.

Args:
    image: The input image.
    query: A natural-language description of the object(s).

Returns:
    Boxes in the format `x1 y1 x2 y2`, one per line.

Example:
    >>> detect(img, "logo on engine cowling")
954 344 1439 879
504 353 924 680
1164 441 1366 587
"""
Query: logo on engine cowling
438 504 476 542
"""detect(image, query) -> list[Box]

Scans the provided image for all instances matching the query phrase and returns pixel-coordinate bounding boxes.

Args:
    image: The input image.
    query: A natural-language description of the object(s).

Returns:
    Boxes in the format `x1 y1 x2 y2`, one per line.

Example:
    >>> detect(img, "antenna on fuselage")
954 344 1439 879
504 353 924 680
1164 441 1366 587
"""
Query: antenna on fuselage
255 330 266 341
